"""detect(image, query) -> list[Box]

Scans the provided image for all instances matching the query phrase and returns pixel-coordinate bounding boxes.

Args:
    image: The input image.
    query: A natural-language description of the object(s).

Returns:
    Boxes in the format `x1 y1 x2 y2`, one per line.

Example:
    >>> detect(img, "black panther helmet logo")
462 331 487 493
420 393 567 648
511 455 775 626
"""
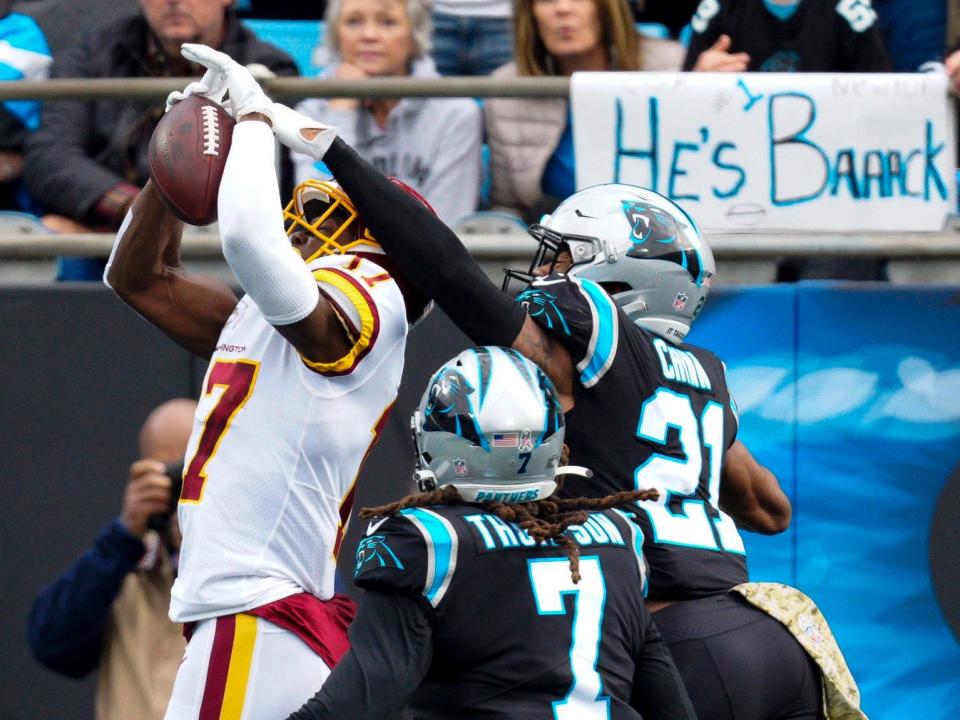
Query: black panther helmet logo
423 367 484 447
621 200 705 284
622 200 681 248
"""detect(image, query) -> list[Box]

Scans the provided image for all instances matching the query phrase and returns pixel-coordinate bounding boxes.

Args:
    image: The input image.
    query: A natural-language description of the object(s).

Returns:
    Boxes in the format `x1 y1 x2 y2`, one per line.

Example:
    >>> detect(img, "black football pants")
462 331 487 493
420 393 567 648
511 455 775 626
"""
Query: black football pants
653 592 823 720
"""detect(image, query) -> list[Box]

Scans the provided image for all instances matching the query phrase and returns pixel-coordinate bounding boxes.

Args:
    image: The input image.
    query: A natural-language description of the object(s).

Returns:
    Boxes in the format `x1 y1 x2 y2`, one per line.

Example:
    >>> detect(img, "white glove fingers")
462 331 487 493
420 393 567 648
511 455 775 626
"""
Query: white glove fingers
181 43 237 72
178 43 270 119
165 90 186 113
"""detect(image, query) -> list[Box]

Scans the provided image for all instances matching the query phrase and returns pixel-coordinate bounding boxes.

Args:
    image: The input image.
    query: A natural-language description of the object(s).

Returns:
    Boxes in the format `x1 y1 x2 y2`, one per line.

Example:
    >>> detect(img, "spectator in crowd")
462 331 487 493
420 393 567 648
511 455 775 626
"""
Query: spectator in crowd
292 0 482 224
236 0 326 19
632 0 699 37
684 0 893 281
22 0 298 280
27 398 196 720
947 43 960 167
483 0 684 224
14 0 137 56
0 0 51 211
873 0 946 71
947 46 960 94
683 0 892 73
430 0 513 76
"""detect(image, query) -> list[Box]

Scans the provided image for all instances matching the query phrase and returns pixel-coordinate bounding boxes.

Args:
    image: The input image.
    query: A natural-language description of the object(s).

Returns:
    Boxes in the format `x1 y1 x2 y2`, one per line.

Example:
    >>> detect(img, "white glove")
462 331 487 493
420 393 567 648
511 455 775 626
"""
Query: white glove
268 101 338 161
165 66 228 113
180 43 273 119
178 43 338 159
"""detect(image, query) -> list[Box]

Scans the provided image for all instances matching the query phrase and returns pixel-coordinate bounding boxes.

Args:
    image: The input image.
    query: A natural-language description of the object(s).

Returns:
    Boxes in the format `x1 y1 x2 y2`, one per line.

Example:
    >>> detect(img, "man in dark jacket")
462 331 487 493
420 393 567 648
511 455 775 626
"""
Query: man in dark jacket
22 0 298 278
27 398 196 720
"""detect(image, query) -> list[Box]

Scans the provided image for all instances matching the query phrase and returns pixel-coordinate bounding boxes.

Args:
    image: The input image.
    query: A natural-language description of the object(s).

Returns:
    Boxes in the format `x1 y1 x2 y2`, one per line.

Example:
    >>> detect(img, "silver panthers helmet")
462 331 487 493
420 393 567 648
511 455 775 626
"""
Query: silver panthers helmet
504 184 715 344
411 346 589 503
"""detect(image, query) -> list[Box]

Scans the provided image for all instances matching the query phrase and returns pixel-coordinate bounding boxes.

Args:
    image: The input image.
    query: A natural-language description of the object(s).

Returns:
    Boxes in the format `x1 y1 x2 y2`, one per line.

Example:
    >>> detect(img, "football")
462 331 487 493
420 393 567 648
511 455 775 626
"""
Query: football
148 95 234 226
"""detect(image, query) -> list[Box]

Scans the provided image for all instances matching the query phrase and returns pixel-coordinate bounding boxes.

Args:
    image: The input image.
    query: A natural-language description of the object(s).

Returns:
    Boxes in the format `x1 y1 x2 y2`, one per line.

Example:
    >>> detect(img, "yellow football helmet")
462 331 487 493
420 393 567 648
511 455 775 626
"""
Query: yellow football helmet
282 179 381 263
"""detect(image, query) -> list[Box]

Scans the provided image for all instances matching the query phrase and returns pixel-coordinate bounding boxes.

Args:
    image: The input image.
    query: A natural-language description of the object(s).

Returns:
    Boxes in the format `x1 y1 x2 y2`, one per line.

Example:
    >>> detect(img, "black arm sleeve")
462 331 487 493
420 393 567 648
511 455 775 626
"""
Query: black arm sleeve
286 590 434 720
323 138 527 348
630 619 697 720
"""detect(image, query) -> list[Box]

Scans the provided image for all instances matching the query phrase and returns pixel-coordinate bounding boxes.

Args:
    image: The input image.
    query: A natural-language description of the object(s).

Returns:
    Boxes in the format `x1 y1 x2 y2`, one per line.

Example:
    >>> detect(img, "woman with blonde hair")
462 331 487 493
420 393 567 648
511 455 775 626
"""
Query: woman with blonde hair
292 0 483 224
484 0 683 222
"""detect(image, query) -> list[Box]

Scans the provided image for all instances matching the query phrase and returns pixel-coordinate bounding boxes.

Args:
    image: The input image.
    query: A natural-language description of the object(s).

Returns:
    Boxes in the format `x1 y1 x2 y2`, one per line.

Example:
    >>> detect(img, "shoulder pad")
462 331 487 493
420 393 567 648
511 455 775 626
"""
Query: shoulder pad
516 275 586 339
353 515 428 596
353 507 460 607
517 275 620 388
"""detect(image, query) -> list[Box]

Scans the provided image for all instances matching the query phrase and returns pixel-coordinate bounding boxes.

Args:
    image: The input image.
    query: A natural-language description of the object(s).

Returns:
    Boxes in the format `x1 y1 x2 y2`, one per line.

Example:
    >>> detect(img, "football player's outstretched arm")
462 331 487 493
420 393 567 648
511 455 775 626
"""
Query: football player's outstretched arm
104 182 239 358
172 45 353 364
719 440 791 534
319 136 577 404
176 44 574 395
214 116 353 363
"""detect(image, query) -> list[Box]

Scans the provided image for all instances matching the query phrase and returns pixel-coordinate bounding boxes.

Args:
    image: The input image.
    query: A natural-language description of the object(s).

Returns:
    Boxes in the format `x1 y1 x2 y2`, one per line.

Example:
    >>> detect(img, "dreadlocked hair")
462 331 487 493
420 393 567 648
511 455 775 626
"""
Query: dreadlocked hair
360 478 659 585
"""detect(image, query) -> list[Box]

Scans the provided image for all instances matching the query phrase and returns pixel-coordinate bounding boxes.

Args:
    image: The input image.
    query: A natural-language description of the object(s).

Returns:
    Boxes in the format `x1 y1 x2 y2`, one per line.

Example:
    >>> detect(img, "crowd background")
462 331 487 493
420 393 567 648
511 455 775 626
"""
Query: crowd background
1 0 958 719
0 0 954 282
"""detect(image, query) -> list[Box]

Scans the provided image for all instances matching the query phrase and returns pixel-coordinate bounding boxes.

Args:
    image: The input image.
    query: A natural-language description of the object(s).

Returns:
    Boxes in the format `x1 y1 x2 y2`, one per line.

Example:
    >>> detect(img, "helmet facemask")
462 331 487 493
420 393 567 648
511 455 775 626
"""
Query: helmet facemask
283 179 382 263
503 185 715 344
501 224 604 293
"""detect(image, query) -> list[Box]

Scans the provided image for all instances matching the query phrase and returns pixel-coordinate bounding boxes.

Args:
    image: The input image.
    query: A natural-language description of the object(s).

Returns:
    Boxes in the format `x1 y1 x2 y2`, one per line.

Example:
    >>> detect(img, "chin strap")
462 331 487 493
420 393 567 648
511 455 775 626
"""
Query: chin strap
555 465 593 479
413 468 438 493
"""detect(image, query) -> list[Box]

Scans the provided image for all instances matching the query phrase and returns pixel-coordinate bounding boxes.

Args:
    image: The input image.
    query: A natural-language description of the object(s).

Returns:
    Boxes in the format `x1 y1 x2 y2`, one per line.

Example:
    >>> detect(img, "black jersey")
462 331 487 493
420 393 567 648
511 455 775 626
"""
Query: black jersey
354 505 659 719
683 0 891 73
517 275 747 600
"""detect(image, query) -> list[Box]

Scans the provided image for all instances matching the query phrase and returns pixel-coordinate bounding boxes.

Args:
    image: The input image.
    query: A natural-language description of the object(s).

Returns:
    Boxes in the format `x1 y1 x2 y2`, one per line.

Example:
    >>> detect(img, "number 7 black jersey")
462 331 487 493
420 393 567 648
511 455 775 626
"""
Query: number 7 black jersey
517 275 747 600
354 505 661 719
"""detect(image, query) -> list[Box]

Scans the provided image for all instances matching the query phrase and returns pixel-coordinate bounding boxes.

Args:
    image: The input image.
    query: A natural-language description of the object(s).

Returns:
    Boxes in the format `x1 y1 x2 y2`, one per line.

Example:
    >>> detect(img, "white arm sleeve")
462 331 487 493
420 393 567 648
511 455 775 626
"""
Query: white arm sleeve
217 121 320 325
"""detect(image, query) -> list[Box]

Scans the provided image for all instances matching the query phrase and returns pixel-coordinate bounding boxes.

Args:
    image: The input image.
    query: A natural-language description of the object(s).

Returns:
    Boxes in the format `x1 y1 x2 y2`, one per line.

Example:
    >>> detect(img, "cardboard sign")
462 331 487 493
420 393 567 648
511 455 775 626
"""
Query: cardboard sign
571 72 957 232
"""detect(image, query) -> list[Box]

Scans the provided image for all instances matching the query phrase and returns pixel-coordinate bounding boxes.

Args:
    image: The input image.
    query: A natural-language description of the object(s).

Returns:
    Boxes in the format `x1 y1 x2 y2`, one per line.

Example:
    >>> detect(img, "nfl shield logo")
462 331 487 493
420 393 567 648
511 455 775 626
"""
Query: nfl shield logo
673 292 688 311
454 459 467 476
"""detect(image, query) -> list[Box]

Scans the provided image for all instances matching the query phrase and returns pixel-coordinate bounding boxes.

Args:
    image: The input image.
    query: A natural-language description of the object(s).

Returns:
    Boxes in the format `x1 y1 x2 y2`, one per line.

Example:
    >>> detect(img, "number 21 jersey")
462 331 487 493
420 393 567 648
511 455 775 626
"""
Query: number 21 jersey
518 274 747 600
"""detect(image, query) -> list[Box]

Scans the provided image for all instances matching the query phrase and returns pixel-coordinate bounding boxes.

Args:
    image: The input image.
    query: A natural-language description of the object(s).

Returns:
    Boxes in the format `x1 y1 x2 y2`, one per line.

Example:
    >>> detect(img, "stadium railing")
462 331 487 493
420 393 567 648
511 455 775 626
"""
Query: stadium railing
0 76 957 280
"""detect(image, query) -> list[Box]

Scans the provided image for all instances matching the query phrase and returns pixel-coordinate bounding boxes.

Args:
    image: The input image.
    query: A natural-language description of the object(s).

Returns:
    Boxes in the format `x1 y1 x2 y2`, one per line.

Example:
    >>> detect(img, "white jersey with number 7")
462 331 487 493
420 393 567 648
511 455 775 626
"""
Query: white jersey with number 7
170 253 407 623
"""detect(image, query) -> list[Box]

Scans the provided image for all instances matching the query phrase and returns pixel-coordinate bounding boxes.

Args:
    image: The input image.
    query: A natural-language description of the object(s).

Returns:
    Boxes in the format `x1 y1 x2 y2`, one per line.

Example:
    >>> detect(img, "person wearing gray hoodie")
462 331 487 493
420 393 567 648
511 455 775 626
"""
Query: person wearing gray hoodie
291 0 482 225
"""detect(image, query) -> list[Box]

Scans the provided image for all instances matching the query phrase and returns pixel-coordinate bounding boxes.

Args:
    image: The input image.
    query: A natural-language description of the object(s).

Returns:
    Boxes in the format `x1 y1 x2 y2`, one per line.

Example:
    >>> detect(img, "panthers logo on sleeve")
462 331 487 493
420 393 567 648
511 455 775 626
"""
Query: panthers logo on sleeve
516 276 621 388
355 535 405 577
353 515 430 597
516 286 571 336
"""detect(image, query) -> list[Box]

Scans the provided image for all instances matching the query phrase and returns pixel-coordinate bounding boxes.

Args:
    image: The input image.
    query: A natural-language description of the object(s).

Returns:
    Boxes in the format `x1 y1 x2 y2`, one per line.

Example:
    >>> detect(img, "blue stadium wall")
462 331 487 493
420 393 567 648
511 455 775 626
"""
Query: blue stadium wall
0 283 957 718
693 284 960 718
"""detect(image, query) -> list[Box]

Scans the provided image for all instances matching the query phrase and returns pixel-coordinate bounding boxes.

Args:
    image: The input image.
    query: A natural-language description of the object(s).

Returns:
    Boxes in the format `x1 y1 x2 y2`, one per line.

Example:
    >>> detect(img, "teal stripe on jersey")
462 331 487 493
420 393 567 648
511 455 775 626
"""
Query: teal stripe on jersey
578 279 618 388
612 509 648 597
400 508 458 606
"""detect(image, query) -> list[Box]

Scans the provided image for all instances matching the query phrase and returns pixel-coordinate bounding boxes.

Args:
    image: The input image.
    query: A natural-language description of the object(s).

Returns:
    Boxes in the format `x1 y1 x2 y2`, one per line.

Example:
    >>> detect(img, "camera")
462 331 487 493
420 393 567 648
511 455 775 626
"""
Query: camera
147 461 184 533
